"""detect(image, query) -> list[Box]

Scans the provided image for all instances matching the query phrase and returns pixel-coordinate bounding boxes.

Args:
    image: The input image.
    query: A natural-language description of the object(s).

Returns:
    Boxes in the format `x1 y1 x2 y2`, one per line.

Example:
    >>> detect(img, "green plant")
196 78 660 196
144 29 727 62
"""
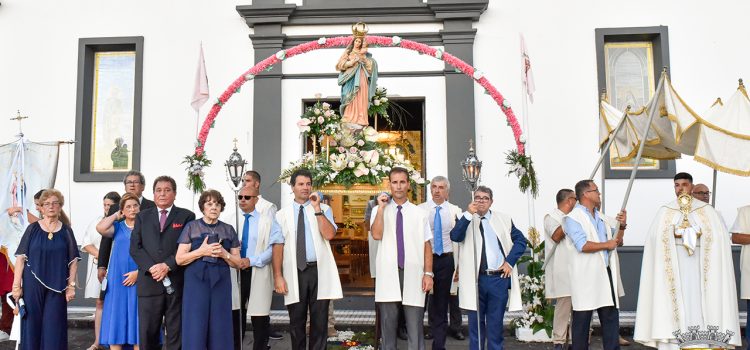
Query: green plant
505 150 539 198
512 228 554 338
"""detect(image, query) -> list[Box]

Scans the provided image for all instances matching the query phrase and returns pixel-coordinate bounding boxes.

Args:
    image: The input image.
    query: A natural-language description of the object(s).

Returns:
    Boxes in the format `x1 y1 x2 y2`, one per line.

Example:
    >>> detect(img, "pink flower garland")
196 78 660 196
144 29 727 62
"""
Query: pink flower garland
194 35 525 156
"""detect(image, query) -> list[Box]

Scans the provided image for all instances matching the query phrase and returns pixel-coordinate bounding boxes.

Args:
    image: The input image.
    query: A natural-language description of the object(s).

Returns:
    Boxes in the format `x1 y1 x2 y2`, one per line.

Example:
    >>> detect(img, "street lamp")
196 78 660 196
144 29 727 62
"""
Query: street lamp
224 139 246 346
460 139 483 348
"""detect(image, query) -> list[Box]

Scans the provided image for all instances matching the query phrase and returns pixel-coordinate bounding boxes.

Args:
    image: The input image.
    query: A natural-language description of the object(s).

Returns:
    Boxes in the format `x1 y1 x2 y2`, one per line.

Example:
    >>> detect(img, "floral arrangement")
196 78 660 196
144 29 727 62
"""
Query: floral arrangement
512 227 553 338
368 86 392 126
297 101 341 137
327 330 375 350
280 111 426 189
182 152 212 193
186 33 531 194
505 150 539 198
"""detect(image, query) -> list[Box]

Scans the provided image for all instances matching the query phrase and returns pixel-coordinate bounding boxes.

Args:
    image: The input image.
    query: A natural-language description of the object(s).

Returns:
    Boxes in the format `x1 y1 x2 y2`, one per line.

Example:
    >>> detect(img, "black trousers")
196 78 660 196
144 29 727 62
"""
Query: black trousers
232 268 271 350
448 294 463 334
287 265 329 350
138 292 182 350
571 267 620 350
427 253 455 350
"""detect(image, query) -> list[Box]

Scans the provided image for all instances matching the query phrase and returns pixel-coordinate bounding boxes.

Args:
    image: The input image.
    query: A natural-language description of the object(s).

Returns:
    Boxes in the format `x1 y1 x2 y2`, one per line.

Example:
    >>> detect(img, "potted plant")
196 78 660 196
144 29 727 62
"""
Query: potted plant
512 227 553 342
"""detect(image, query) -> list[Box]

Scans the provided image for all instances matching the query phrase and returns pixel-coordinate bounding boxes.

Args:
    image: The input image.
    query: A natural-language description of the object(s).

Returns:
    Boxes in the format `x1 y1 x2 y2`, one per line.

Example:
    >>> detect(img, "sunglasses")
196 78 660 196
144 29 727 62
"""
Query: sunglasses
238 195 258 200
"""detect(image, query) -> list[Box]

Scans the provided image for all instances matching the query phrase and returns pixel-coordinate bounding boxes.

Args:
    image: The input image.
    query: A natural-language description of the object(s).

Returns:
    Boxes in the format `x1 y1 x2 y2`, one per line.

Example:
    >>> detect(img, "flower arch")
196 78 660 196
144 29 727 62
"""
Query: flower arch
187 35 537 195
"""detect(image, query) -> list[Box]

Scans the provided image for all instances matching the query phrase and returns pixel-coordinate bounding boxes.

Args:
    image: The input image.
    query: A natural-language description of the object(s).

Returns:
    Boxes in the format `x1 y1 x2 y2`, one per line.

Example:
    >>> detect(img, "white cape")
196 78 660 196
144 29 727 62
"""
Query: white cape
634 200 740 348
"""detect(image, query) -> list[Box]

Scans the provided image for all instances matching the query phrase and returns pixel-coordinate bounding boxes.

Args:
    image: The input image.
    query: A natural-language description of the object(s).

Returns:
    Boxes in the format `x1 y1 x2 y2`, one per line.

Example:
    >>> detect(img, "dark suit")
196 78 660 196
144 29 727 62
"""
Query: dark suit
130 205 195 350
98 197 155 273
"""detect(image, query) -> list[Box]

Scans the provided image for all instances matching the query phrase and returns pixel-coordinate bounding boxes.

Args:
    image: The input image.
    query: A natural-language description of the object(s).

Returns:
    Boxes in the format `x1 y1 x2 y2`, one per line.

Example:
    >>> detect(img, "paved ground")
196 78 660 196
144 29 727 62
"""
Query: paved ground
0 327 663 349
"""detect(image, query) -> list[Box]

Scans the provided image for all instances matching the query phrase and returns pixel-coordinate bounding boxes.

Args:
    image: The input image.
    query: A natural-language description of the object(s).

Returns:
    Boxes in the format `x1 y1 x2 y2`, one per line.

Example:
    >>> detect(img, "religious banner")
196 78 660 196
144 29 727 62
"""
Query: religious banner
0 139 59 265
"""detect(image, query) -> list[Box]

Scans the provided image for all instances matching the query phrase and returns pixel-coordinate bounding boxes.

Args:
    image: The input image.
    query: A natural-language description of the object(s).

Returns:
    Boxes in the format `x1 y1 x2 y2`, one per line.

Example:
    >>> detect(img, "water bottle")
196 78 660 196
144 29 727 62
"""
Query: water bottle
163 276 175 295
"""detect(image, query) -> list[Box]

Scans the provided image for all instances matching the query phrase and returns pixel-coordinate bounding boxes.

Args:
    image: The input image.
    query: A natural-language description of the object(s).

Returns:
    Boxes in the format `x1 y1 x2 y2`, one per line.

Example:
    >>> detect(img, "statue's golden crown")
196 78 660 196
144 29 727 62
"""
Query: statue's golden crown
351 22 368 38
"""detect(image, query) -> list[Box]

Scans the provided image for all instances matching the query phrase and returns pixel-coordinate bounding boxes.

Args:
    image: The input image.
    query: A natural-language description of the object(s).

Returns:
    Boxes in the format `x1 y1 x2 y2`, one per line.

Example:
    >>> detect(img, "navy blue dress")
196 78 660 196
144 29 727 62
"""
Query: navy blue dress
15 222 79 350
179 219 239 350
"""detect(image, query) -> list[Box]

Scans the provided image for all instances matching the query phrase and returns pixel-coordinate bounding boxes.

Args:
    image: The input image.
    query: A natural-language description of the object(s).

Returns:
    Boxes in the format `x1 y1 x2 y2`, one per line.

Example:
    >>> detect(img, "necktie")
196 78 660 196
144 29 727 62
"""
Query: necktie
241 213 251 258
396 205 404 269
479 217 488 272
433 206 443 255
159 209 167 232
296 205 307 271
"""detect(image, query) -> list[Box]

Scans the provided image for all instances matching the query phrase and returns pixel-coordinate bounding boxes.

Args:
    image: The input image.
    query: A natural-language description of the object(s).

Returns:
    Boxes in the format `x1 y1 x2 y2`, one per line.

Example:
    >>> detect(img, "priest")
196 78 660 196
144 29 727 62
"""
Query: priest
634 172 740 349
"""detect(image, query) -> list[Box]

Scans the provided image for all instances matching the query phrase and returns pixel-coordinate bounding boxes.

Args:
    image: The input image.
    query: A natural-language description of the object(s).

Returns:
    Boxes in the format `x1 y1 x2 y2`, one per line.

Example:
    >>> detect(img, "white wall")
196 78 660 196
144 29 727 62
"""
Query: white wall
1 0 749 245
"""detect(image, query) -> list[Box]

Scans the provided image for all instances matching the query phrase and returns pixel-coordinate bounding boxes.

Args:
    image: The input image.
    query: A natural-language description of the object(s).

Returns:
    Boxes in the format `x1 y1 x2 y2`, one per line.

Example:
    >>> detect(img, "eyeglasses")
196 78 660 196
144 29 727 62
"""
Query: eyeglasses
125 180 142 185
238 195 258 200
693 191 711 196
42 202 61 208
473 196 491 202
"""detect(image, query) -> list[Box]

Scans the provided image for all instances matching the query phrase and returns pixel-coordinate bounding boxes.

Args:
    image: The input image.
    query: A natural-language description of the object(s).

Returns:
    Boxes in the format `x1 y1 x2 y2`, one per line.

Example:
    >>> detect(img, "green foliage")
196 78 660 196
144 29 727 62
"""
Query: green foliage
505 150 539 198
182 153 212 194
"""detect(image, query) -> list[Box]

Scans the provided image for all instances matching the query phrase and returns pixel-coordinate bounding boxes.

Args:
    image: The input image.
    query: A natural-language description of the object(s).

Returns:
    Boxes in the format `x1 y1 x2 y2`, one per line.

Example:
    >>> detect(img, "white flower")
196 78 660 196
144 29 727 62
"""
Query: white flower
362 126 379 142
296 118 312 133
317 116 325 124
519 134 527 144
391 36 402 45
354 163 369 177
434 49 443 59
318 37 327 45
322 102 331 110
535 315 544 323
347 161 355 168
324 109 334 117
349 146 358 154
381 97 388 103
275 50 286 60
502 99 511 109
472 69 483 80
357 139 365 146
314 108 321 115
371 168 379 176
244 74 255 81
373 99 381 106
361 149 379 166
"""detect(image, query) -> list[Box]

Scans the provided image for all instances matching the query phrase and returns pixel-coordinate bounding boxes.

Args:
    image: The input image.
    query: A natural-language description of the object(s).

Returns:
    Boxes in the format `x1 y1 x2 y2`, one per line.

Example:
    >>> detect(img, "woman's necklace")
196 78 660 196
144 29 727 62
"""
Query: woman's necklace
41 220 59 240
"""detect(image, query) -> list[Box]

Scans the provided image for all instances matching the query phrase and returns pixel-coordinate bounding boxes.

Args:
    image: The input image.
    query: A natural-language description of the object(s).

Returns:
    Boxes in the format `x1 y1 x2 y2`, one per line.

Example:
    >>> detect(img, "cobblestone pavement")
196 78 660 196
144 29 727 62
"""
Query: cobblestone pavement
0 327 665 349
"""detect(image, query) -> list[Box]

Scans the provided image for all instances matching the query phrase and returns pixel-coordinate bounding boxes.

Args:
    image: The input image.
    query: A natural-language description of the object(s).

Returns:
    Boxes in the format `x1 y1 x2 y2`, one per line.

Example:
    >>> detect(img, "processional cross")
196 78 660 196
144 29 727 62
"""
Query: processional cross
10 110 28 137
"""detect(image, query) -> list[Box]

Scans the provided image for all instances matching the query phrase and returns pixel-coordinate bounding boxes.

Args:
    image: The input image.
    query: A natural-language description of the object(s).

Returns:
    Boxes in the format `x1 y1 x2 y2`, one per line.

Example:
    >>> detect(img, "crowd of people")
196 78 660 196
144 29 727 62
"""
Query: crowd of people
5 167 750 350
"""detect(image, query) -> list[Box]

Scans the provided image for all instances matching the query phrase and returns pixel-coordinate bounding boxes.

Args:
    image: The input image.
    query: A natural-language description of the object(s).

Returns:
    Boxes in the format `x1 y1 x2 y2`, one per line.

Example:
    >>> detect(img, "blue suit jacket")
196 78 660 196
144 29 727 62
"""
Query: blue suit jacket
450 214 527 268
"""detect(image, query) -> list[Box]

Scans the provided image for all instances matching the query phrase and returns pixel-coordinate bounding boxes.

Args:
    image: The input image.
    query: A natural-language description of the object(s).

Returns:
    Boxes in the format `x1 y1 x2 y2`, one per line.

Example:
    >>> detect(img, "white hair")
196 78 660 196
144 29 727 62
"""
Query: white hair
431 176 450 191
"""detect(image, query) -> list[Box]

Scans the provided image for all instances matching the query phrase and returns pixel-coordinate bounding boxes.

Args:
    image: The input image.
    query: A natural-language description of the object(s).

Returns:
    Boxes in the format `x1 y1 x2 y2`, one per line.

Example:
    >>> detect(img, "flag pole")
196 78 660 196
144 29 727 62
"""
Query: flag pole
519 33 537 259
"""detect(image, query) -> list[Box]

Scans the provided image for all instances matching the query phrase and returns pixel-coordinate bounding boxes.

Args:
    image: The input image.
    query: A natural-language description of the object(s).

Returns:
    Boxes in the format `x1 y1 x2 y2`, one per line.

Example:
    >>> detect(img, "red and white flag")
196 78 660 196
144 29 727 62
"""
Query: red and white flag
520 34 536 103
191 43 210 112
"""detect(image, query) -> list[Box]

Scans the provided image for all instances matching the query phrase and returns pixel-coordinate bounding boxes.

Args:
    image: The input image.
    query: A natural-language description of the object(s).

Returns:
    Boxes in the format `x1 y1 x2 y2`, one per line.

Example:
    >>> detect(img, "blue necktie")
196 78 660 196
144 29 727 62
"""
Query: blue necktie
433 206 443 255
241 213 251 258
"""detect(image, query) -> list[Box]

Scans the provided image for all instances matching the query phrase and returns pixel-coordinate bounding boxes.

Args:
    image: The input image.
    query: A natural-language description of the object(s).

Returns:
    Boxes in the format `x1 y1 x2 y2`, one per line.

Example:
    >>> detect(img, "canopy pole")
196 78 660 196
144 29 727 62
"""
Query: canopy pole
589 106 631 180
711 169 718 207
621 74 666 211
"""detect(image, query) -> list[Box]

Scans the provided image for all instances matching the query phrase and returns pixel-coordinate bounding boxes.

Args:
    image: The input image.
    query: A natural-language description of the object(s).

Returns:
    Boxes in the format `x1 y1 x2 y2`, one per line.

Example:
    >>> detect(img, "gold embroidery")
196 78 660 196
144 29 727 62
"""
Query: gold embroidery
662 210 680 325
695 207 713 289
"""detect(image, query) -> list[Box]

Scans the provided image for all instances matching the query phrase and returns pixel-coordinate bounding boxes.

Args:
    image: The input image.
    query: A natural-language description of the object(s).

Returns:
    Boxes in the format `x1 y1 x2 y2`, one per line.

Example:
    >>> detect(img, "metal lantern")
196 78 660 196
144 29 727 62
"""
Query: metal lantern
461 139 482 193
224 139 247 189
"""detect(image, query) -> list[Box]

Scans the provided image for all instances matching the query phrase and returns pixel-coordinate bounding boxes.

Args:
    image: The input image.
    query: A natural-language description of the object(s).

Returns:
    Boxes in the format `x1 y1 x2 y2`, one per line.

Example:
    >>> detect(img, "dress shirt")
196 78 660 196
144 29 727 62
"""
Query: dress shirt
292 201 336 262
460 211 504 270
425 200 456 254
240 209 284 267
563 204 615 264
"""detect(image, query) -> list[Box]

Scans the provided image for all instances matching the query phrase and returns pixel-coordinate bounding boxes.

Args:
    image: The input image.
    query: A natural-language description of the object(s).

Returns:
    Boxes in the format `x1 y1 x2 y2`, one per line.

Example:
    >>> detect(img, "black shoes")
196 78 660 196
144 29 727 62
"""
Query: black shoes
424 332 434 340
269 330 283 340
397 328 408 340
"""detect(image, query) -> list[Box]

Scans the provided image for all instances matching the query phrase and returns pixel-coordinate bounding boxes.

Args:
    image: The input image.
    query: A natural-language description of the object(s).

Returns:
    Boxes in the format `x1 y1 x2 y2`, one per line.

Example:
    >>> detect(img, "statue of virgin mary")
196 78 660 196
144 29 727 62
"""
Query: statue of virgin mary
336 22 379 129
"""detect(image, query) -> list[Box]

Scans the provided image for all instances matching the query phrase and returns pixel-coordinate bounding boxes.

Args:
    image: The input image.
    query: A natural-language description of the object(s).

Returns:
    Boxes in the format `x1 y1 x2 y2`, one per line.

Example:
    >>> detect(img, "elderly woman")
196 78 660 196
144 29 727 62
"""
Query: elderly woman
12 189 79 350
96 193 140 349
82 191 121 350
176 190 242 350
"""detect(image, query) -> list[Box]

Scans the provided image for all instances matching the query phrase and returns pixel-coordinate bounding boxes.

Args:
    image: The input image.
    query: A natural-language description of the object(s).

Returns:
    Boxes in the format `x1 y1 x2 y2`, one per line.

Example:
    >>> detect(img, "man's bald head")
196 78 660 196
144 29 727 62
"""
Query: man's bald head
240 186 259 196
692 183 711 203
238 186 260 212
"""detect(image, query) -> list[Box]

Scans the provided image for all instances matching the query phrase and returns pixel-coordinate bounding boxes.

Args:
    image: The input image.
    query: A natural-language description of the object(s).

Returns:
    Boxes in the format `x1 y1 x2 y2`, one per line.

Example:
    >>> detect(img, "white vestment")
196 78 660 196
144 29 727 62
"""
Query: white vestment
731 205 750 300
371 201 431 307
565 207 624 311
634 200 740 349
543 209 574 299
276 203 343 305
456 211 522 312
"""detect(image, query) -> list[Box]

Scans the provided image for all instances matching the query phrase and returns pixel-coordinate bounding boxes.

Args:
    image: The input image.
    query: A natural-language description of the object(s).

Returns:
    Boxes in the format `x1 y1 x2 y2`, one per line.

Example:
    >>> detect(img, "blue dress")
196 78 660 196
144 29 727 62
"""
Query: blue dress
15 222 79 350
179 219 240 350
100 221 139 346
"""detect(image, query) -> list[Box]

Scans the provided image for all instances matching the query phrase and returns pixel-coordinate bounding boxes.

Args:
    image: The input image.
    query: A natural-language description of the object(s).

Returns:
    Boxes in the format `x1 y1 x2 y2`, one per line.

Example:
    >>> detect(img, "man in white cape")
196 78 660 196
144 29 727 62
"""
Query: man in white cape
731 203 750 348
371 167 434 350
634 172 740 349
543 188 576 349
272 169 342 350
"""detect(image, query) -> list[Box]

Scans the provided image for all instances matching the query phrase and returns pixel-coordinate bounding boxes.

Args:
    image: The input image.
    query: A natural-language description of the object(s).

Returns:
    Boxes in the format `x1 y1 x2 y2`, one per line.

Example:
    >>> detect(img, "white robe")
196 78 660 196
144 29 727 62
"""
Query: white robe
634 200 740 348
371 201 431 307
276 203 342 305
456 211 522 312
226 208 276 315
543 209 573 299
730 205 750 300
80 215 103 299
566 207 624 311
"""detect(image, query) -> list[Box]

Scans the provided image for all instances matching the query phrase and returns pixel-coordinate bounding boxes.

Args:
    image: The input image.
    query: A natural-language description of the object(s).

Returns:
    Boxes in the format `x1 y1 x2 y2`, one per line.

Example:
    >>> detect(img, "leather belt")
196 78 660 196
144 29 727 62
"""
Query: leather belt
433 252 453 257
482 269 503 276
306 262 317 267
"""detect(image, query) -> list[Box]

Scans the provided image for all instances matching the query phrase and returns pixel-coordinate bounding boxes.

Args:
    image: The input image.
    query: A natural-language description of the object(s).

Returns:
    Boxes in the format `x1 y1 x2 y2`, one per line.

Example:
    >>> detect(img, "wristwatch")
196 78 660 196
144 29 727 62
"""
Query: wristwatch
226 252 231 260
69 281 76 287
314 211 324 216
424 272 434 278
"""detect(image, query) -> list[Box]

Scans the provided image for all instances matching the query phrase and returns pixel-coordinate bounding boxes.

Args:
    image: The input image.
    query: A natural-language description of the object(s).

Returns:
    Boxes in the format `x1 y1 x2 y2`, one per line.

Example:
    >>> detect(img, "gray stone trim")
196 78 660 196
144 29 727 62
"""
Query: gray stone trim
74 36 144 182
281 71 445 80
283 32 444 48
595 26 675 179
